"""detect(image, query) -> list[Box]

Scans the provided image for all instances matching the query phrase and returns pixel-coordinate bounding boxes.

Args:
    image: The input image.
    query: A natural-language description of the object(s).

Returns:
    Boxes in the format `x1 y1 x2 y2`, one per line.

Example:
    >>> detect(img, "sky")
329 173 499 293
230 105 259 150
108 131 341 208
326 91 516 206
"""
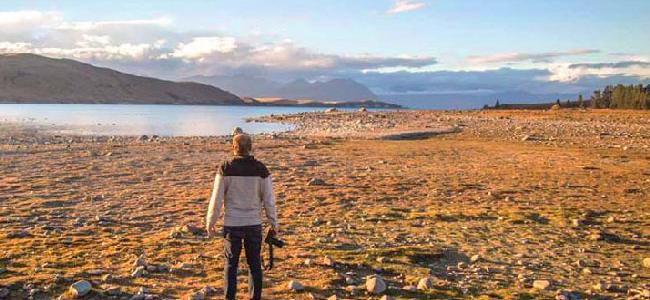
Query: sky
1 0 649 103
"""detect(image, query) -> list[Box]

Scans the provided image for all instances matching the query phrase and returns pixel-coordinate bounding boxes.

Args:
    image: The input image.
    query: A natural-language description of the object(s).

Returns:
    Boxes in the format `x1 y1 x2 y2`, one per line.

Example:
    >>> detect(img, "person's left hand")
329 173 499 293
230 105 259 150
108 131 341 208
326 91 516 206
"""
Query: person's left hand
206 226 216 238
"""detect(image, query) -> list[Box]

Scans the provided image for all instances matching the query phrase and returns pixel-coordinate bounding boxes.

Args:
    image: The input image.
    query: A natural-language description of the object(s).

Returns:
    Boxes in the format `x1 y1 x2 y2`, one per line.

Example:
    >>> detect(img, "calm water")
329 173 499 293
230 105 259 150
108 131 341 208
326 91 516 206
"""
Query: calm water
0 104 326 136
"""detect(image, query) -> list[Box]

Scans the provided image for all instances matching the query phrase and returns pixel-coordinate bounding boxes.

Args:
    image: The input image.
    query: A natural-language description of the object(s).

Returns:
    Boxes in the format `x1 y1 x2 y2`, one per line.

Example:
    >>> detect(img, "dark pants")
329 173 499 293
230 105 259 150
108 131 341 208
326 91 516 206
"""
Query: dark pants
223 225 263 300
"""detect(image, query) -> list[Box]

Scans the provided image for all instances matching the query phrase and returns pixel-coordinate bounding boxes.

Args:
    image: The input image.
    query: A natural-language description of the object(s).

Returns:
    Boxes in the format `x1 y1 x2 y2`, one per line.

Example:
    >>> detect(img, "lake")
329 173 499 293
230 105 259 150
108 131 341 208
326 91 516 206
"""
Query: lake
0 104 330 136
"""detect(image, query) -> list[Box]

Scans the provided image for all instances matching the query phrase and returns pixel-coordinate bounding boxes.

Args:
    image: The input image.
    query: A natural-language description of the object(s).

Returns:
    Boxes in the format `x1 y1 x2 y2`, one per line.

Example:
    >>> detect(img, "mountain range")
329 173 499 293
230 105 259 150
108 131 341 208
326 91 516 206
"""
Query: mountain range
0 53 243 105
186 75 378 102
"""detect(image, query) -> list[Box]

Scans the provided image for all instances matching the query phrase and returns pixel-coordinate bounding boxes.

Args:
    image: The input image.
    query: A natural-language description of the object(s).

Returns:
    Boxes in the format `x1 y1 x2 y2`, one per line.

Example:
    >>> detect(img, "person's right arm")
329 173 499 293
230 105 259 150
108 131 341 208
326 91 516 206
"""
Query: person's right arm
206 173 226 236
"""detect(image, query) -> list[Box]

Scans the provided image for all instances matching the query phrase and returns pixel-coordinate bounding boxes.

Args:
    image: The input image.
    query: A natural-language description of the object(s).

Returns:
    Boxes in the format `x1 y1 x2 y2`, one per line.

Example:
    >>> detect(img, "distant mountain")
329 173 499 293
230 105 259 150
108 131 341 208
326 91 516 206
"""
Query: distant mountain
187 74 281 98
186 75 378 102
275 78 378 101
0 53 243 105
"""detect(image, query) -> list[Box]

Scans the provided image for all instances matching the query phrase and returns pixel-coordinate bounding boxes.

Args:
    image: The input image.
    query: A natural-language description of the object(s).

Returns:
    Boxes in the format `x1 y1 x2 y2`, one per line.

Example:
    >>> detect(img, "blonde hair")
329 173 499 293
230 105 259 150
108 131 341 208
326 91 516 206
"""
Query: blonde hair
232 134 252 155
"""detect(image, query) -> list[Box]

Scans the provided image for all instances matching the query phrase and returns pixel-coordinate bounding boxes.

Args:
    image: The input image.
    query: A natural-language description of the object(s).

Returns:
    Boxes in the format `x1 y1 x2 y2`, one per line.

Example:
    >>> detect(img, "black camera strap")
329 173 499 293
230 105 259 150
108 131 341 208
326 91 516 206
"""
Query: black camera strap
263 228 275 270
264 243 274 270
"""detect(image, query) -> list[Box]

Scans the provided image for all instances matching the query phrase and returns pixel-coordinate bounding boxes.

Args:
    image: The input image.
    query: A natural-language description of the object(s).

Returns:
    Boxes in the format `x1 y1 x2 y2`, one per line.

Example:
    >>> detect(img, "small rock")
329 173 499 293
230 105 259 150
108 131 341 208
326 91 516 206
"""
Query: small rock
0 288 9 298
200 285 216 296
131 266 145 278
643 257 650 268
308 178 326 186
533 280 551 290
327 295 339 300
470 254 480 263
417 277 434 290
6 230 32 238
323 256 335 267
181 224 203 236
365 275 386 294
304 258 313 266
287 280 304 292
402 285 417 292
105 286 121 296
571 218 586 227
101 274 113 282
186 291 205 300
376 257 389 263
379 296 393 300
70 280 92 297
133 255 146 268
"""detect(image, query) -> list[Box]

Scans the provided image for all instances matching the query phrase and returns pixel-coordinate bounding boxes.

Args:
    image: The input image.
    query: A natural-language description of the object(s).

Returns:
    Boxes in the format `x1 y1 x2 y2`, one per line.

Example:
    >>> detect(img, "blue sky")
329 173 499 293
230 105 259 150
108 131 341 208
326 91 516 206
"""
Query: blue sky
1 0 649 103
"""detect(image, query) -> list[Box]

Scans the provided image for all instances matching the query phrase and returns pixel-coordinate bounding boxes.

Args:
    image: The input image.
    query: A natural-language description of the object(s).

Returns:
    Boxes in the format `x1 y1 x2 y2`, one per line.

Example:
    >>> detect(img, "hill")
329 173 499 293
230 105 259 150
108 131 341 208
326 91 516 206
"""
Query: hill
0 53 243 105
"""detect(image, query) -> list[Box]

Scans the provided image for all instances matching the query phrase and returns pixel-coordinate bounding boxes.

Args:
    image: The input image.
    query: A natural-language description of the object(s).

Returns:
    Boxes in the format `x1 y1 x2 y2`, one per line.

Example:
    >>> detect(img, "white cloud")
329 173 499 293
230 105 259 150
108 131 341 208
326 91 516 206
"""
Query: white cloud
0 10 436 79
0 42 32 52
467 49 600 64
387 0 426 14
549 60 650 82
0 10 62 26
168 36 237 61
55 17 172 31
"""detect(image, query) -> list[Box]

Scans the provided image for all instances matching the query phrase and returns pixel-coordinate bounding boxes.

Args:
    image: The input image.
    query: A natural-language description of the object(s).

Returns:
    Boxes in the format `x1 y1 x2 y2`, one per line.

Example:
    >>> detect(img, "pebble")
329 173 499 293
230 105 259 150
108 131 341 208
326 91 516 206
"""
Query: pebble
643 257 650 268
186 291 205 300
417 277 434 290
287 280 304 292
470 254 480 263
6 230 32 238
379 296 394 300
323 256 335 267
307 178 326 186
532 280 551 290
69 280 92 297
402 285 417 292
366 275 386 294
304 258 313 266
131 266 145 278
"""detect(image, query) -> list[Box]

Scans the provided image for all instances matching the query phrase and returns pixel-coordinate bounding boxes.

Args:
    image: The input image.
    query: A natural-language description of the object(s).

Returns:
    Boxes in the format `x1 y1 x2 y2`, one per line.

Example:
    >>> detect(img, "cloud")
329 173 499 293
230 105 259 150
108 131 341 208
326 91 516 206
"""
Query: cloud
549 60 650 82
467 49 600 64
0 10 436 79
353 67 649 97
0 10 62 27
167 36 237 61
386 0 426 14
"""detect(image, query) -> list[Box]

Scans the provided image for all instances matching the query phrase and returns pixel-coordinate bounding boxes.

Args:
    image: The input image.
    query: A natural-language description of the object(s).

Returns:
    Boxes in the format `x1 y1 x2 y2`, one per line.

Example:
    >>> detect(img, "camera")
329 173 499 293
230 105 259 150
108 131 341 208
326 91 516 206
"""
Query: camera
264 229 285 248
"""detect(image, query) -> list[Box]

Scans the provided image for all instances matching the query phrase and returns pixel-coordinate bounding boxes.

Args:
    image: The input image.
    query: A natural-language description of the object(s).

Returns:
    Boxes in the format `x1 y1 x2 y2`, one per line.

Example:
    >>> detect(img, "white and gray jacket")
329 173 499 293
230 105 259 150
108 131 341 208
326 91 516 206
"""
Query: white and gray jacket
206 155 279 229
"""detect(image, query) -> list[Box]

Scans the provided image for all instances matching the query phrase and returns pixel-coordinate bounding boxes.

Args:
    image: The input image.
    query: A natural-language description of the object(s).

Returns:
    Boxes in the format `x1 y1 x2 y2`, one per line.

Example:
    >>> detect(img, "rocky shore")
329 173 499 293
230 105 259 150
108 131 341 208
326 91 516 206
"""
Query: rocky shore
0 109 649 299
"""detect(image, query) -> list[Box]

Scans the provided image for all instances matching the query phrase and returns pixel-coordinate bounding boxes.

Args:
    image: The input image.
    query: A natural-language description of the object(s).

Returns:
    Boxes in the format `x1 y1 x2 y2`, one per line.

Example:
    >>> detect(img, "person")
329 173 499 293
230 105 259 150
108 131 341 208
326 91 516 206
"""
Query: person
206 133 279 300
